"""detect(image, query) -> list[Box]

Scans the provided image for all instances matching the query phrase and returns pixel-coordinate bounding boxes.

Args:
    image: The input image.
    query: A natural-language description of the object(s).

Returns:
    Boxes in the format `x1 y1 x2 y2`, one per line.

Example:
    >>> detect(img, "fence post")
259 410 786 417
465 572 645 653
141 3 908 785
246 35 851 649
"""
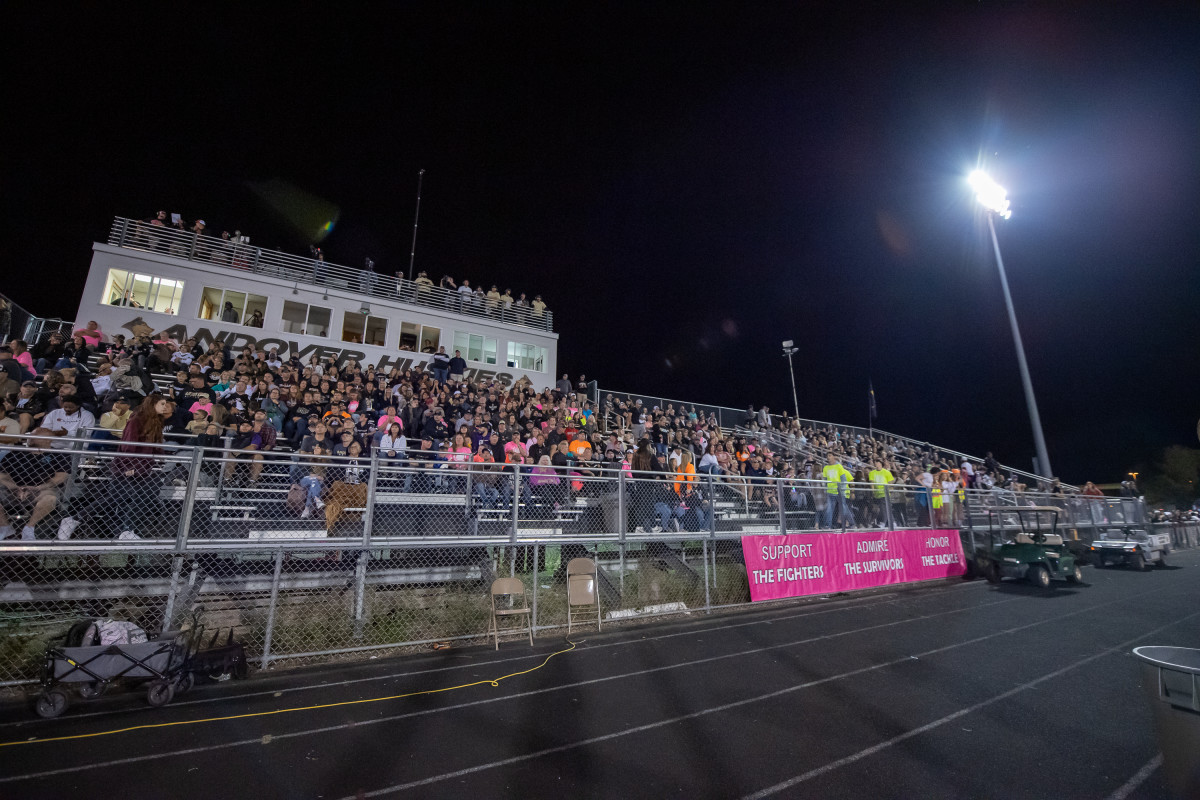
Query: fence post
707 471 718 601
883 484 896 531
363 450 378 546
619 469 628 595
510 463 521 577
962 491 976 555
464 463 474 521
251 247 261 273
776 478 787 535
352 551 369 640
118 217 130 248
531 546 539 634
175 447 204 552
215 433 232 498
617 467 627 538
160 556 184 635
260 548 285 670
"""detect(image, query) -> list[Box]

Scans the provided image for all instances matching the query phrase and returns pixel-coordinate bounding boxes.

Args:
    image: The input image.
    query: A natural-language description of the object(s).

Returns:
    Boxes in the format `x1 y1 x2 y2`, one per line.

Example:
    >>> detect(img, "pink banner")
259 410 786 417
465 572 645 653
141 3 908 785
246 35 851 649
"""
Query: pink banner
742 529 967 601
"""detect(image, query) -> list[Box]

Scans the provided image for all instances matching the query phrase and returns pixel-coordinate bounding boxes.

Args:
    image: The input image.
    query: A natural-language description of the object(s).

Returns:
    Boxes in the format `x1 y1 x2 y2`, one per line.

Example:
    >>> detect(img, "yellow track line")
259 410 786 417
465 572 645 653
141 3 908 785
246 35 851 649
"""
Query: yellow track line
2 639 579 749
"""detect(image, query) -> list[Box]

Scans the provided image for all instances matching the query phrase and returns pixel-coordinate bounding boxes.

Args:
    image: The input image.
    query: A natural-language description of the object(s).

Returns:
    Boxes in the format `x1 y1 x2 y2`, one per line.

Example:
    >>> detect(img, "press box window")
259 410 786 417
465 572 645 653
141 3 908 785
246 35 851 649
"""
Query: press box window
280 301 332 337
399 322 440 353
198 287 267 327
342 311 388 346
506 342 546 372
453 331 498 365
102 269 184 315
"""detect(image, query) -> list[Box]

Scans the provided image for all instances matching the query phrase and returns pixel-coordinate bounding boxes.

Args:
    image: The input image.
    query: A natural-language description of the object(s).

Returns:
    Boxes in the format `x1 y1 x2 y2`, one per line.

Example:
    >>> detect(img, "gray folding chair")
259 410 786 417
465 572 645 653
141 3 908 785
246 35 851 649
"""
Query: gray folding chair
489 577 533 649
566 557 601 633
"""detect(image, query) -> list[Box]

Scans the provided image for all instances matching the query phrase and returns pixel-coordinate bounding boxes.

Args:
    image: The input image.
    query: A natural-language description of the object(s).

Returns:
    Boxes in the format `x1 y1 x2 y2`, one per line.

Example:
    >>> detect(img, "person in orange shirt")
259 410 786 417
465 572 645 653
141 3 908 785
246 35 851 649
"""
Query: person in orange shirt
674 450 696 495
567 432 591 459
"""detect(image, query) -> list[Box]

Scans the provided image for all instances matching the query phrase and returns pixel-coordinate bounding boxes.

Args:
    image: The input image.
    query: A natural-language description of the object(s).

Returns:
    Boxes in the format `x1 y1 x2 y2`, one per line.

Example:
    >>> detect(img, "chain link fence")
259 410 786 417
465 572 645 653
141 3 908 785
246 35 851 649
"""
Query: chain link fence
0 436 1173 687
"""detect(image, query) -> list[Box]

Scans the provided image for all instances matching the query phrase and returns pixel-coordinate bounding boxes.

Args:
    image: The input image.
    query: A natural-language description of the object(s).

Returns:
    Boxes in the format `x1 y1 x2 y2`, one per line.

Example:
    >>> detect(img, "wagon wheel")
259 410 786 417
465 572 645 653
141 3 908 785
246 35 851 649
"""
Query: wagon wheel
35 689 70 719
146 680 175 708
175 672 195 694
77 681 107 700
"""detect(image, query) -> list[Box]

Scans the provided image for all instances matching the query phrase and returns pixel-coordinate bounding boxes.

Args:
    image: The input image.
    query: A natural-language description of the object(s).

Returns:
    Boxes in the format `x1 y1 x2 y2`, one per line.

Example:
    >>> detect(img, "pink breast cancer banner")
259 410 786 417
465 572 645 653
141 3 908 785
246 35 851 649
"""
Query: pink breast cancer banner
742 529 967 601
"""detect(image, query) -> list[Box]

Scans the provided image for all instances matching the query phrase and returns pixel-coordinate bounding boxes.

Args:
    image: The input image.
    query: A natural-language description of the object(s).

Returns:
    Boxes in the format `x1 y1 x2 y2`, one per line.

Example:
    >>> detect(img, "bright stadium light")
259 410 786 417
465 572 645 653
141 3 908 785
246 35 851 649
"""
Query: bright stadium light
969 170 1012 219
971 170 1052 481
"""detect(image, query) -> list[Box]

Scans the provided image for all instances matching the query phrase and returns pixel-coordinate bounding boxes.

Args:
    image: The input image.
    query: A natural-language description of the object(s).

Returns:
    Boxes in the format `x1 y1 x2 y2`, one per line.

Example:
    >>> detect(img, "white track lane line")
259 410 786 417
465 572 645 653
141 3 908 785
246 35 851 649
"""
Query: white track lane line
0 582 1154 786
335 603 1199 799
1105 754 1164 800
0 592 1032 782
0 586 972 727
740 613 1199 799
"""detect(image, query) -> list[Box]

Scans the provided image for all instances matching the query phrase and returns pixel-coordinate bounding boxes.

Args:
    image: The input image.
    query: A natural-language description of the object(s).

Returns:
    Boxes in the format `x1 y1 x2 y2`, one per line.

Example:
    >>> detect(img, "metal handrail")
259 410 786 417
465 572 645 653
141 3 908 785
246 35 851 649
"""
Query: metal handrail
106 216 555 333
0 437 1139 544
600 384 1063 489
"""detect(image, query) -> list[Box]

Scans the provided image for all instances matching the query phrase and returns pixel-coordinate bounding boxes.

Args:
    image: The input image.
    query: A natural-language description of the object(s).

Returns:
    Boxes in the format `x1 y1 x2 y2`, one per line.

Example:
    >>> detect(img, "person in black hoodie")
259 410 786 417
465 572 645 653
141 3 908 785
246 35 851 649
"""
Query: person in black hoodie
421 406 450 444
448 350 467 382
32 331 68 373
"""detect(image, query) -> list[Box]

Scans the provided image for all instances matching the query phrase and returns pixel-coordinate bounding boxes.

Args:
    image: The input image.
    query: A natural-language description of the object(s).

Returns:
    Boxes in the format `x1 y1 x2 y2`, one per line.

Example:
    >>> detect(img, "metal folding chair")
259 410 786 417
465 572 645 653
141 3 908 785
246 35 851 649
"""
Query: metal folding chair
488 577 533 649
566 557 601 633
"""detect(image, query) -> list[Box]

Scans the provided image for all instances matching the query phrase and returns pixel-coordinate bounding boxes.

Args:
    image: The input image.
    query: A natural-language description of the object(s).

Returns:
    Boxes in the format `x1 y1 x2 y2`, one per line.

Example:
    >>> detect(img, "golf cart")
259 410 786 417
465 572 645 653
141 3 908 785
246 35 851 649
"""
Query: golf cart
974 506 1083 588
1090 527 1171 570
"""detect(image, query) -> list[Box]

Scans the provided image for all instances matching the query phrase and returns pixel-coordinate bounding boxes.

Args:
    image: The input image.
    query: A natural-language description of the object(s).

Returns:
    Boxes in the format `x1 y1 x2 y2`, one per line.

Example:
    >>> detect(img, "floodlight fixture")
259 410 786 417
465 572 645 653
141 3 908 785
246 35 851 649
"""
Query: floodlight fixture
781 340 800 421
969 170 1012 219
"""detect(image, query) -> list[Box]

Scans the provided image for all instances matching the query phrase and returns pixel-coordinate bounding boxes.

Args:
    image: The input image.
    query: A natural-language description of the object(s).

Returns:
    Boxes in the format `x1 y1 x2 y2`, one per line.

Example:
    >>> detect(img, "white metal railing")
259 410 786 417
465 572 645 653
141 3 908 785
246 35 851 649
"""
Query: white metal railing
598 384 1062 489
0 434 1165 686
106 216 555 332
0 290 74 345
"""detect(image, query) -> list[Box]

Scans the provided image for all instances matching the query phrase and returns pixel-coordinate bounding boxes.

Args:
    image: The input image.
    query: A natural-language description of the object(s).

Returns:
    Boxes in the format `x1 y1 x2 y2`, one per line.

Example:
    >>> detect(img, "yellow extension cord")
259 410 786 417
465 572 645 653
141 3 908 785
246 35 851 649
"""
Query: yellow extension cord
1 639 579 749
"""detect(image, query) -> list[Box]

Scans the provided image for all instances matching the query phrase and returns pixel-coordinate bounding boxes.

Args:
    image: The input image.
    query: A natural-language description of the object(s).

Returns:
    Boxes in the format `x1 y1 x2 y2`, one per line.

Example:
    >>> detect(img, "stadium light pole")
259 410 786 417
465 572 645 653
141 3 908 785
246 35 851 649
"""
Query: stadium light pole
969 170 1053 480
781 340 800 421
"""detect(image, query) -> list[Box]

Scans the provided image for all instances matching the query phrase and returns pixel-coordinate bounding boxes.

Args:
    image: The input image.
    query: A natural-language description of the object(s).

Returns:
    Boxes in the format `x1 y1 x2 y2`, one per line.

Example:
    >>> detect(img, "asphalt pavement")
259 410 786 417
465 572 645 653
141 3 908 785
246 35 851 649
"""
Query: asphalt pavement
1 549 1197 800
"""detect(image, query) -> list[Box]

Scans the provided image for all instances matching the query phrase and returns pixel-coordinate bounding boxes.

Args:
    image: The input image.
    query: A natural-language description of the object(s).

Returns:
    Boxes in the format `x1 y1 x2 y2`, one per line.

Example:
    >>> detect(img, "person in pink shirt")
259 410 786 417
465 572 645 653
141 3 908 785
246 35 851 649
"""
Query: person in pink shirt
73 321 104 348
189 399 215 417
376 405 402 434
9 339 35 378
503 431 527 462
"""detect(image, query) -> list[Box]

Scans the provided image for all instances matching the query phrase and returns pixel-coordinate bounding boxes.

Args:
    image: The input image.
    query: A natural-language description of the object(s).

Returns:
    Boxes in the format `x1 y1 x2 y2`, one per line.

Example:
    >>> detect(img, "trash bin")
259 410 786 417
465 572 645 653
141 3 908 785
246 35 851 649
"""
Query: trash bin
1132 646 1200 799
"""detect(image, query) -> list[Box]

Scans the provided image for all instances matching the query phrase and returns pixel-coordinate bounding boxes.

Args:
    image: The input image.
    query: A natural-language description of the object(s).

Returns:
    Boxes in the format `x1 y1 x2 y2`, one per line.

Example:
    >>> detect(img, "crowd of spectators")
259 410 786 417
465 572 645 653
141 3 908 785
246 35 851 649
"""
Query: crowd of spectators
395 272 550 328
128 210 252 268
126 209 552 329
0 310 1162 541
595 394 1121 530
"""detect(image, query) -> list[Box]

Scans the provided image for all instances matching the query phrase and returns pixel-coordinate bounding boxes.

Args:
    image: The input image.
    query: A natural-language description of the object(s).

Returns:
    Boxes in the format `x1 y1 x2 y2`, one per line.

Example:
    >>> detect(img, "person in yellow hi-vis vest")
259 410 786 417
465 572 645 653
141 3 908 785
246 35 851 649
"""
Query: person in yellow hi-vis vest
821 454 855 529
868 460 895 528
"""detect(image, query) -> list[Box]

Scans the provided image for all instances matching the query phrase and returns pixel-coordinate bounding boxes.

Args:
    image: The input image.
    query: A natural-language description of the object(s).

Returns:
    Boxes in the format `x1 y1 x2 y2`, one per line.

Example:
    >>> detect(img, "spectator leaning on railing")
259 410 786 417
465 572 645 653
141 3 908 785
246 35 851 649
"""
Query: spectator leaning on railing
0 433 70 540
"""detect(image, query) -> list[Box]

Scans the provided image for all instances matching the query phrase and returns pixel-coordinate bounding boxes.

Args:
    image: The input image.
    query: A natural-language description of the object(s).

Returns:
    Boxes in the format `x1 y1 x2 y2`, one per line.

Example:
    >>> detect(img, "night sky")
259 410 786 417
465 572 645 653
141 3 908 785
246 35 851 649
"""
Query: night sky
6 4 1198 483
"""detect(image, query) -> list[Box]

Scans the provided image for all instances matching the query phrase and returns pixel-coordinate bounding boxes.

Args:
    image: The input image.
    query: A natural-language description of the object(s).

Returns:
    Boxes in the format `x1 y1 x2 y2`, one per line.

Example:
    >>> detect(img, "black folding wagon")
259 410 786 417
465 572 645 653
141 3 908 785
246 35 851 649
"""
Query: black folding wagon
35 627 198 718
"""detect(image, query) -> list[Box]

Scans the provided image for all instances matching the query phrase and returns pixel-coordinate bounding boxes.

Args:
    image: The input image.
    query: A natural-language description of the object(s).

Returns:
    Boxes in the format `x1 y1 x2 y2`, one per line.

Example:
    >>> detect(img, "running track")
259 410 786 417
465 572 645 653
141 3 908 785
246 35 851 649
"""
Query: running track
1 550 1197 799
